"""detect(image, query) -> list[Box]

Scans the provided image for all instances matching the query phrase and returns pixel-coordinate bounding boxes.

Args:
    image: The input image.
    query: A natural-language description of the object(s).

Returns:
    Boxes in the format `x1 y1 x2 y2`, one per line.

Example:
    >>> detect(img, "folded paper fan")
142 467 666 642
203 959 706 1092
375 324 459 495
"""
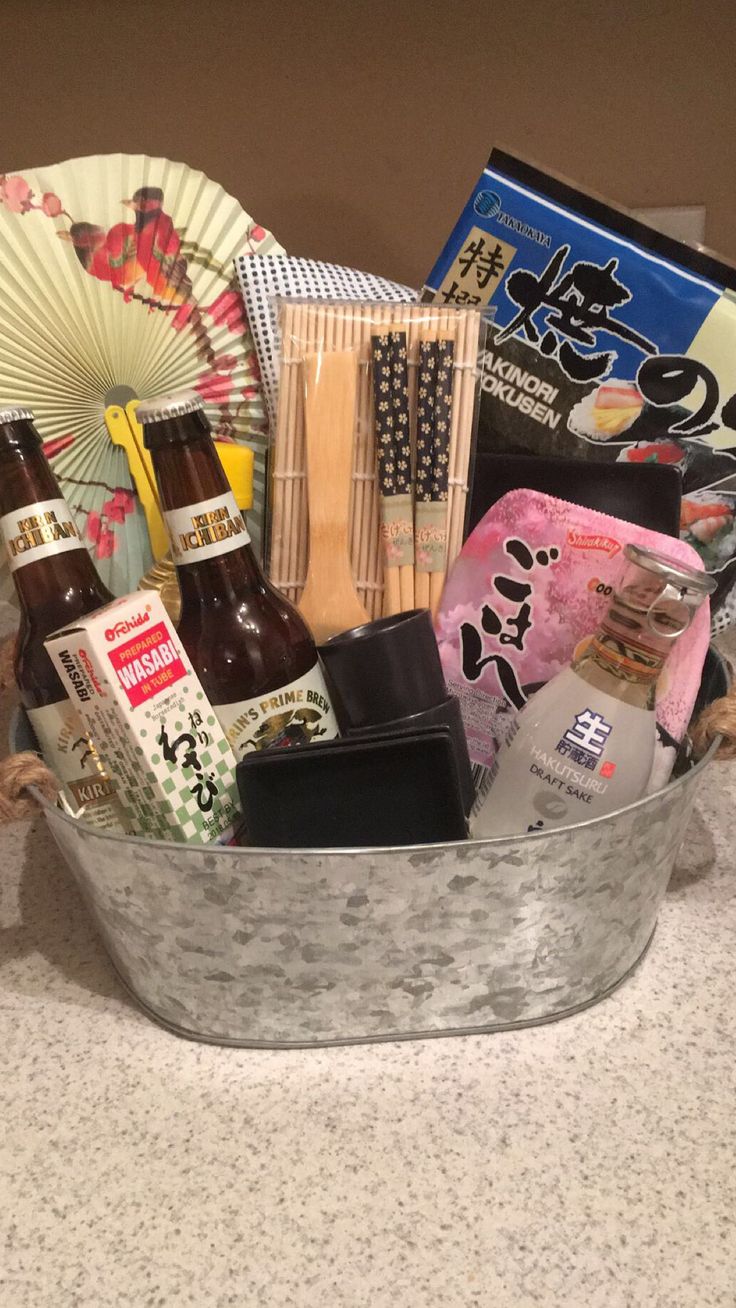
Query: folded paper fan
235 253 416 430
0 153 283 596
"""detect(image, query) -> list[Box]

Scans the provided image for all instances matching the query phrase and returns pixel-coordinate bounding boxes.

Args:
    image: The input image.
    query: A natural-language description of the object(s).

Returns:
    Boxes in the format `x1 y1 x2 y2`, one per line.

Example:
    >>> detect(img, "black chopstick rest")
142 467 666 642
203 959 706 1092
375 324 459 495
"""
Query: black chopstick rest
348 696 474 816
236 727 468 849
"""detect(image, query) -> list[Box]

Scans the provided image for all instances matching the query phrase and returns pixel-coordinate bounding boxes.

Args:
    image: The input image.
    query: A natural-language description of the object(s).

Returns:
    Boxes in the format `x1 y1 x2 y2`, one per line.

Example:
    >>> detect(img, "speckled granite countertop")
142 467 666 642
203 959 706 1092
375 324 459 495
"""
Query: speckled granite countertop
1 610 735 1308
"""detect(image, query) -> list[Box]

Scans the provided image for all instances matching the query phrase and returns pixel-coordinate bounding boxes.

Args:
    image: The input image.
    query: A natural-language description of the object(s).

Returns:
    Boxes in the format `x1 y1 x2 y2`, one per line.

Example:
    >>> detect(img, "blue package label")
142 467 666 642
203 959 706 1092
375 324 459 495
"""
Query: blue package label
425 152 736 629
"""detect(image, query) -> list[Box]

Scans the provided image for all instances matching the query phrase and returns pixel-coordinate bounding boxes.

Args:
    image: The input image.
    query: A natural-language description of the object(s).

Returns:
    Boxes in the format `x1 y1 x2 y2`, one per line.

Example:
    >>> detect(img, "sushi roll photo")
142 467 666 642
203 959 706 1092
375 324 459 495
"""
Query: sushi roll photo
569 379 644 443
569 379 700 448
680 490 736 568
617 439 689 469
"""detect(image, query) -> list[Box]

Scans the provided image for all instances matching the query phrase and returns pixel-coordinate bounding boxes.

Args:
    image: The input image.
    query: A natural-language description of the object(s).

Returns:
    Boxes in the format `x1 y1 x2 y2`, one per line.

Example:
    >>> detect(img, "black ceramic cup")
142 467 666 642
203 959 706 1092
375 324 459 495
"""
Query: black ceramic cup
319 608 447 732
347 695 474 815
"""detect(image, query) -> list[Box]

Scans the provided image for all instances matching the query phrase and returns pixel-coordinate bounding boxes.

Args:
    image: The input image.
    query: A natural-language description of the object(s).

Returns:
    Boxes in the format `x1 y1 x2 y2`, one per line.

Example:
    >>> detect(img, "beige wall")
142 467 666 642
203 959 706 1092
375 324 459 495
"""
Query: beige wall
1 0 734 285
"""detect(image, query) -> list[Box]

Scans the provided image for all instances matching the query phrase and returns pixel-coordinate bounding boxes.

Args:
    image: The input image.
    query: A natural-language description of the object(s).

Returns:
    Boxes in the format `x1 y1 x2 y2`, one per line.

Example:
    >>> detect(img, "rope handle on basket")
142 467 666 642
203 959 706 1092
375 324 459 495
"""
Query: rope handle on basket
0 634 59 816
690 688 736 760
0 638 734 824
0 751 59 819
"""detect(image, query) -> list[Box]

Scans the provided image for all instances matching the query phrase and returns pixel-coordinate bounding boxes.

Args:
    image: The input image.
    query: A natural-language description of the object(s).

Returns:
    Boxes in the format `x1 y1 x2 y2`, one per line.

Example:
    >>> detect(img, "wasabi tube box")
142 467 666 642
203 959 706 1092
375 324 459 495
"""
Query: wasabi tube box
45 591 240 843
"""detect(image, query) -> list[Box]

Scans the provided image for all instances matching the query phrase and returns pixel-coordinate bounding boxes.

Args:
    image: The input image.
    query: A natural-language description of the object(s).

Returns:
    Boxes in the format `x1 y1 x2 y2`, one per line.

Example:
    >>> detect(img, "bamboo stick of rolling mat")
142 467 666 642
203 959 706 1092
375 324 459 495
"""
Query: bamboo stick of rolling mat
448 308 482 567
270 300 299 601
291 301 322 605
427 307 457 614
285 300 308 604
268 298 288 589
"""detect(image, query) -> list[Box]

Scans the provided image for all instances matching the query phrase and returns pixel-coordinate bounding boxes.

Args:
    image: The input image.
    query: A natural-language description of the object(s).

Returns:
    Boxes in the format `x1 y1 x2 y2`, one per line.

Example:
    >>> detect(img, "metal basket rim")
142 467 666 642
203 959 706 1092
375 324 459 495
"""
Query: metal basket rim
14 644 728 859
21 722 721 860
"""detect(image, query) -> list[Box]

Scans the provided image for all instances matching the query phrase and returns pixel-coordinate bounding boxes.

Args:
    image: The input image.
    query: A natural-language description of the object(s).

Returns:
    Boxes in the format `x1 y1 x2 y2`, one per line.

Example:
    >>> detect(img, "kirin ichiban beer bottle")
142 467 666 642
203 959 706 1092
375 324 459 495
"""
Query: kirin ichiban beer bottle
0 407 123 829
138 391 338 757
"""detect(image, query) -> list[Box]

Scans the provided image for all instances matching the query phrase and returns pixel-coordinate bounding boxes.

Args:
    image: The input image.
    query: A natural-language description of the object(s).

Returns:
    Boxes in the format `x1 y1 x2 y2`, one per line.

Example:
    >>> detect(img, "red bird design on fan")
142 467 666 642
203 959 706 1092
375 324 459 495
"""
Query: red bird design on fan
57 186 217 365
58 187 192 307
124 186 192 305
58 220 143 295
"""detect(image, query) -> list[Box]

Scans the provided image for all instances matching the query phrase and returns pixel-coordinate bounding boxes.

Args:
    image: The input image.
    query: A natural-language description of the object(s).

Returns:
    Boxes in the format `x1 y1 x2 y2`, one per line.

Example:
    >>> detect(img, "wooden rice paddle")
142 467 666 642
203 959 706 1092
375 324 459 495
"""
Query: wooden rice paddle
299 350 369 641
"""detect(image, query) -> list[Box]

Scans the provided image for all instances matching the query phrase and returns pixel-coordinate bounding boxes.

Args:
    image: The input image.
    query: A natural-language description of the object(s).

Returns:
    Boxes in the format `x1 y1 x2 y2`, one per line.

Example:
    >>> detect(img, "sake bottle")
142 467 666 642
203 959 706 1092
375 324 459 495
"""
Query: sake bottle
472 544 714 839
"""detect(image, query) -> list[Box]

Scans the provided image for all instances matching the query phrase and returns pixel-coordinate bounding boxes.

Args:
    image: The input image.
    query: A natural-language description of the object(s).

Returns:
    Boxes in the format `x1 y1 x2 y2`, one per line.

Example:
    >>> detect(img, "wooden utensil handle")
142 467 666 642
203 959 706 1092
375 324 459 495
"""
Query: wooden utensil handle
384 565 402 617
415 571 430 610
302 351 358 543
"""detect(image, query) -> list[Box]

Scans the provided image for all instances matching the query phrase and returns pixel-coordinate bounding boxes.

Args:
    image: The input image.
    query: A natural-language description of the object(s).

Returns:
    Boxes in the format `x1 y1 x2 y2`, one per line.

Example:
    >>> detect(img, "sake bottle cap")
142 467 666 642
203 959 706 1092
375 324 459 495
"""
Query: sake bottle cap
619 543 715 639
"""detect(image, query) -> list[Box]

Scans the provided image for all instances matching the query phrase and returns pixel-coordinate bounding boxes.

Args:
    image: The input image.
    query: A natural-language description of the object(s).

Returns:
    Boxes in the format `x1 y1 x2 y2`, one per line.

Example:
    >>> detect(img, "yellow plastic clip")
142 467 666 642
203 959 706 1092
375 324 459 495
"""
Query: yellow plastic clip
105 402 168 561
104 402 254 563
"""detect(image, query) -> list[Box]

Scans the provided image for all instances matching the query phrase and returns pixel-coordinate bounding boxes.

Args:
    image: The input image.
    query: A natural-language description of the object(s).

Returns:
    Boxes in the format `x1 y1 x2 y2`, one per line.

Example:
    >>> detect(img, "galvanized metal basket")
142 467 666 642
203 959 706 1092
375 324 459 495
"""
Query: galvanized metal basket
13 650 728 1047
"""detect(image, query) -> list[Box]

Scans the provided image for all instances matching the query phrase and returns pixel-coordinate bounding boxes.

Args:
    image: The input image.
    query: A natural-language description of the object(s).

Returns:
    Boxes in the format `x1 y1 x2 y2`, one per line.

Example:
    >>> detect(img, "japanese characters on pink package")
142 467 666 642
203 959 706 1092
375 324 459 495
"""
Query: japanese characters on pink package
435 490 711 788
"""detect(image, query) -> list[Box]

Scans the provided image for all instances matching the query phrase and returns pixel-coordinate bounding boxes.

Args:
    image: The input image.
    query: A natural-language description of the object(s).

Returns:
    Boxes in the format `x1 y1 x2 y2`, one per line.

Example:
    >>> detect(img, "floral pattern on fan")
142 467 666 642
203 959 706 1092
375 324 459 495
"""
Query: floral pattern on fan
37 432 136 559
0 172 265 443
85 488 137 559
0 155 282 593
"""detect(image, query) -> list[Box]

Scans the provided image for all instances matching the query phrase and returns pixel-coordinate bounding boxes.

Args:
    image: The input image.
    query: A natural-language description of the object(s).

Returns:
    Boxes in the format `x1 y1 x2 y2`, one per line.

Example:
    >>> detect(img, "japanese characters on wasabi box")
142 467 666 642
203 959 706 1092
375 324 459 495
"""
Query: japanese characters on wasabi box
45 592 240 843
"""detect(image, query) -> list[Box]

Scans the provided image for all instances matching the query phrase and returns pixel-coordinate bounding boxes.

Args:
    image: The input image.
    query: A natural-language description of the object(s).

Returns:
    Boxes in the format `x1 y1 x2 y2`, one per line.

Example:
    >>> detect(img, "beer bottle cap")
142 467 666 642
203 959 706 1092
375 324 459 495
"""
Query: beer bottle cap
0 405 34 424
136 390 205 425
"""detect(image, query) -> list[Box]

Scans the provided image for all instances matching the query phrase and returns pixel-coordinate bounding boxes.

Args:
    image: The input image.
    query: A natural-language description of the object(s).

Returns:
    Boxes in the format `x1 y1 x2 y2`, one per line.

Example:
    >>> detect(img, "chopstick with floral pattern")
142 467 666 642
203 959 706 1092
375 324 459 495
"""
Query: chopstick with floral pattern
371 329 413 615
415 337 454 617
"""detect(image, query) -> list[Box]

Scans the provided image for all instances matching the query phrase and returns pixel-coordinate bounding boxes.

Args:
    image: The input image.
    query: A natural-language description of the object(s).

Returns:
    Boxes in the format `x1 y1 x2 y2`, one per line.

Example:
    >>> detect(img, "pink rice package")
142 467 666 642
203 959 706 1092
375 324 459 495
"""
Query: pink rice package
436 490 711 773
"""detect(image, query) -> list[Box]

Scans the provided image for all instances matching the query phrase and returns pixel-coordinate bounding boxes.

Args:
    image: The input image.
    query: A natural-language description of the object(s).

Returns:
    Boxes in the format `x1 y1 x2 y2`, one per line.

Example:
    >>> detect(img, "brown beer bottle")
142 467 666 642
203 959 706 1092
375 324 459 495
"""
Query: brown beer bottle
139 391 338 757
0 407 122 827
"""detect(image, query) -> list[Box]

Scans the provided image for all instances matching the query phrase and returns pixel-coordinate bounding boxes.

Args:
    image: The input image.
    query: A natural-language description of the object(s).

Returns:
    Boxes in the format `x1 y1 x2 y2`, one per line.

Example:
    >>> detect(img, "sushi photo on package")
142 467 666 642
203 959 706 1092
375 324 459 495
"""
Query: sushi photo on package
424 149 736 630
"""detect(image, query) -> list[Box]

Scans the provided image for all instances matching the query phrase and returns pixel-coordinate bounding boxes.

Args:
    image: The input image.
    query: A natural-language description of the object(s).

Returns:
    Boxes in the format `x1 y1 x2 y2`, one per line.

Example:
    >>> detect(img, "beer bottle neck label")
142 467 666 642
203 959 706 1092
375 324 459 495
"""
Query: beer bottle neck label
164 492 251 564
0 497 85 572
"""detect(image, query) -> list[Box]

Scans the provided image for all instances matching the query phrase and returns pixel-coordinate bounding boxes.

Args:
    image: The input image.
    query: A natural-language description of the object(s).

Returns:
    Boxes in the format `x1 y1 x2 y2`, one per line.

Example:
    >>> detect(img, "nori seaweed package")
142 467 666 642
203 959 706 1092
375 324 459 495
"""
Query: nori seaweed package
424 149 736 632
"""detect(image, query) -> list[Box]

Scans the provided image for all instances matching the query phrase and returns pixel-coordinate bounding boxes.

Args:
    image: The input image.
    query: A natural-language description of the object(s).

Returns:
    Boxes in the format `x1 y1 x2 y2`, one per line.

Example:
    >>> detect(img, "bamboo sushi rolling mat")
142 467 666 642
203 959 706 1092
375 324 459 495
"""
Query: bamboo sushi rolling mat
268 302 483 619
